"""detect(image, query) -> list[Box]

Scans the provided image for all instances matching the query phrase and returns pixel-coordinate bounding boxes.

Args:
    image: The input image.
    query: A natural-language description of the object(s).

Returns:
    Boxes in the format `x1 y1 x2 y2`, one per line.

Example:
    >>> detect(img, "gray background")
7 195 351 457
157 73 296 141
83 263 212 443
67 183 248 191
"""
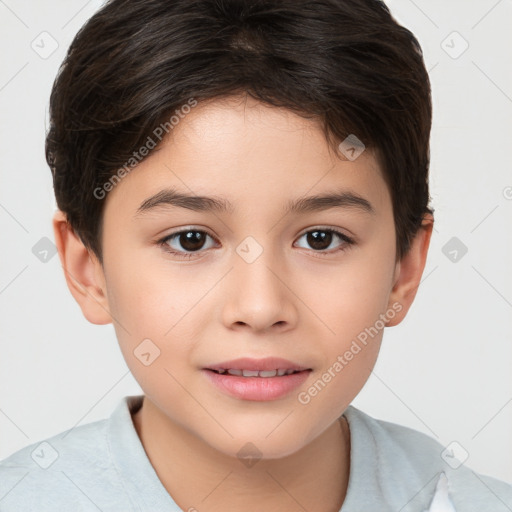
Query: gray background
1 0 511 483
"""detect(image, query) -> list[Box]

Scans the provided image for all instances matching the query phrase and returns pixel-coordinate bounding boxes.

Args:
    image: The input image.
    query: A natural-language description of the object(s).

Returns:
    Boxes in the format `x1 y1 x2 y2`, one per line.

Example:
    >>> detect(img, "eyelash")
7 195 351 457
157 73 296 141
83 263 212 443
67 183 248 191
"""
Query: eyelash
157 227 355 260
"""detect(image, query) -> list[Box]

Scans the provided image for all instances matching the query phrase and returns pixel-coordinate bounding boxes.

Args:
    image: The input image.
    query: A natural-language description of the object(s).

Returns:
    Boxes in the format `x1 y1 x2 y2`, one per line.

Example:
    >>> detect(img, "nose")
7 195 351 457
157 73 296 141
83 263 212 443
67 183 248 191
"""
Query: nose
221 242 299 333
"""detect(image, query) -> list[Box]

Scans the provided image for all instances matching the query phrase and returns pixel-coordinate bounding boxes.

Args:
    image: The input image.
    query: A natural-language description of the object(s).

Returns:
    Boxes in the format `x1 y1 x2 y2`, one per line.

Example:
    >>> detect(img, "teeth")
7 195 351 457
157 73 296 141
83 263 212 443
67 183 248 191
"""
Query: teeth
242 370 260 377
215 368 299 377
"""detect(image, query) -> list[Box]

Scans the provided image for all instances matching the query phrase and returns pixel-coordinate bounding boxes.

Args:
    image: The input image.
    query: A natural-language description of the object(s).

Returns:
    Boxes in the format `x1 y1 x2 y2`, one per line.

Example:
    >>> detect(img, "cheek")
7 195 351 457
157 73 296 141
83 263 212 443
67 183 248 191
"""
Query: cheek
302 252 395 340
102 255 198 383
296 264 389 427
299 238 395 393
105 245 196 333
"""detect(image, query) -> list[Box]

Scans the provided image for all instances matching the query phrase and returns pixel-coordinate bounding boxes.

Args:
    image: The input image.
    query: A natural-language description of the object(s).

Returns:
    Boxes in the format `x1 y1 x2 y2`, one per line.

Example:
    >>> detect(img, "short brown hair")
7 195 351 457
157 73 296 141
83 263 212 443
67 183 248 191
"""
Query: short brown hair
46 0 434 264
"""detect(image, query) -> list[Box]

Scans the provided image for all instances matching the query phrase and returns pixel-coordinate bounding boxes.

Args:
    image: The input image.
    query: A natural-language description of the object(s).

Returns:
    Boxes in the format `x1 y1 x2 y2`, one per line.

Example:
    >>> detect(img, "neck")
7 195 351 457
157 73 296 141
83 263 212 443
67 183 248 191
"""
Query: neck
132 397 351 512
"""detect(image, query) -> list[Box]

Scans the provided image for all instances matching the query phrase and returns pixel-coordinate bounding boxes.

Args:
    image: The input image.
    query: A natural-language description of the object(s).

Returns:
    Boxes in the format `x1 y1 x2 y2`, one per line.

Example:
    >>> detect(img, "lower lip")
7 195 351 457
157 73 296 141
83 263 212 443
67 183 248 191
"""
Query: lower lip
202 369 311 401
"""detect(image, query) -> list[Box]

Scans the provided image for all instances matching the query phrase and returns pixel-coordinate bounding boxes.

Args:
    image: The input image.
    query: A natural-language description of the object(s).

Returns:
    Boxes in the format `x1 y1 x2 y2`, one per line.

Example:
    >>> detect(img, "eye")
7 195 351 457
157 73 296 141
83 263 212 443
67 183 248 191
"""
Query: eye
294 227 355 255
158 228 217 259
157 226 355 260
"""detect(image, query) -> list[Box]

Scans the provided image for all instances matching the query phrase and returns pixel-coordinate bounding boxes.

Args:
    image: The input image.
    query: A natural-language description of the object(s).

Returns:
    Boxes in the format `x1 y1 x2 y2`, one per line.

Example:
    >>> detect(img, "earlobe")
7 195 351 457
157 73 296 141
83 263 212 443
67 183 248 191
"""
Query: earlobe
52 210 112 325
386 213 434 327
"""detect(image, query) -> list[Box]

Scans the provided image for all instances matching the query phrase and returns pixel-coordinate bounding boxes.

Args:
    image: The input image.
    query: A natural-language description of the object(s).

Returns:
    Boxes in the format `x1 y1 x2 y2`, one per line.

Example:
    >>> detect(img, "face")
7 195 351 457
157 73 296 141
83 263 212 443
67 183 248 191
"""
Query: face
89 95 402 458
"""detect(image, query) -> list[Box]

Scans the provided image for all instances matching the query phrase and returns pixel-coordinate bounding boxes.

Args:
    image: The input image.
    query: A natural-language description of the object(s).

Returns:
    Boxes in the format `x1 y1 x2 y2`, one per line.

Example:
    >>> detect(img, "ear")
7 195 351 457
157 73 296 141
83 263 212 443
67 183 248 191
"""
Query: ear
386 213 434 327
52 210 112 325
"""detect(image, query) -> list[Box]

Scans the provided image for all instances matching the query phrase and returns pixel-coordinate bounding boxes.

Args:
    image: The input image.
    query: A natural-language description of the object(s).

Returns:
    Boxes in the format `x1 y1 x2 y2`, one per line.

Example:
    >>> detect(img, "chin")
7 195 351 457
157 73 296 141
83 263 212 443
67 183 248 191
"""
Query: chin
205 430 308 462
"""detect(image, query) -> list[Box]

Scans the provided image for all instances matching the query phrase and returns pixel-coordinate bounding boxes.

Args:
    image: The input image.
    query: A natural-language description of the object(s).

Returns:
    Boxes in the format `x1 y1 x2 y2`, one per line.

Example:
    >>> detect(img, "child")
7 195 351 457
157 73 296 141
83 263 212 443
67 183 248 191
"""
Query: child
1 0 511 510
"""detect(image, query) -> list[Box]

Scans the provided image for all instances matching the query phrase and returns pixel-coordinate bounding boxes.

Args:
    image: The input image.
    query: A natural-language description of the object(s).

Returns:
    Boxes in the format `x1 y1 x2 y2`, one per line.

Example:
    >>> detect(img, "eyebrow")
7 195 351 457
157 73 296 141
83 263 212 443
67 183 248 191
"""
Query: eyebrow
134 187 375 218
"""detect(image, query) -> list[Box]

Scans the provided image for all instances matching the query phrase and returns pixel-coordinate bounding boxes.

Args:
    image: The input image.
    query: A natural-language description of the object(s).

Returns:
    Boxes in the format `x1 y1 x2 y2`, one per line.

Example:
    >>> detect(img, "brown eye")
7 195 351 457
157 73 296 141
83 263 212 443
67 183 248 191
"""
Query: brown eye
160 229 217 257
294 228 354 255
306 230 333 250
176 231 207 251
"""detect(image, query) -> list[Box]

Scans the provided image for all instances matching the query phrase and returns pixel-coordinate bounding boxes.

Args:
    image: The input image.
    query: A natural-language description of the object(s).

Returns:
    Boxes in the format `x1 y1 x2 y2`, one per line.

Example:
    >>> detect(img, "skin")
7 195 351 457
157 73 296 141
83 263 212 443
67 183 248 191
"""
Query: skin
53 94 433 512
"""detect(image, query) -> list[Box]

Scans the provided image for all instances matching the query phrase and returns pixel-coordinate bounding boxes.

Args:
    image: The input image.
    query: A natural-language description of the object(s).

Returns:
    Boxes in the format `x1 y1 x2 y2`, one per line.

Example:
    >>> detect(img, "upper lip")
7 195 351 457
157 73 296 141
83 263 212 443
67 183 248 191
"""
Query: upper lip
205 357 311 372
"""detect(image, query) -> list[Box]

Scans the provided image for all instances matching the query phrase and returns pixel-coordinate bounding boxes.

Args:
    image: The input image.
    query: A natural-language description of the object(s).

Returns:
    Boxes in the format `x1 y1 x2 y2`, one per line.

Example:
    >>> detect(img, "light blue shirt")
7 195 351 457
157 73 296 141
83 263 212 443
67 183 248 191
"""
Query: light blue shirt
1 395 511 511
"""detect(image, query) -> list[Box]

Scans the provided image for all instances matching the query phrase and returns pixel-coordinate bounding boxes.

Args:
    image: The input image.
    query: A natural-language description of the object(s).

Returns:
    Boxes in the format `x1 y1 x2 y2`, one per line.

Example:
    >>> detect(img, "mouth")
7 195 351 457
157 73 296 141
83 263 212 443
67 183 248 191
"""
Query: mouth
206 368 305 377
204 356 312 375
202 357 312 401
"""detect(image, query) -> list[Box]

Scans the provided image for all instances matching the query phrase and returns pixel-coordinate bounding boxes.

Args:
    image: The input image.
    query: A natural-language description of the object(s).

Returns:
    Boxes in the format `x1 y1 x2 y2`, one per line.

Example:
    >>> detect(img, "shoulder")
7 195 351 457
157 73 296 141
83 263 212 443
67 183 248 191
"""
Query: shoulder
343 406 512 511
0 408 134 511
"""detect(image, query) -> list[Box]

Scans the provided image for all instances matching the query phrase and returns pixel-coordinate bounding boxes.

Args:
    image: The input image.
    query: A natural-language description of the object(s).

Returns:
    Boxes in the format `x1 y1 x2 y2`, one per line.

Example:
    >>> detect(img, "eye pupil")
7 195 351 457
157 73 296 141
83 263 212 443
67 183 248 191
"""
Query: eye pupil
307 230 332 250
180 231 206 251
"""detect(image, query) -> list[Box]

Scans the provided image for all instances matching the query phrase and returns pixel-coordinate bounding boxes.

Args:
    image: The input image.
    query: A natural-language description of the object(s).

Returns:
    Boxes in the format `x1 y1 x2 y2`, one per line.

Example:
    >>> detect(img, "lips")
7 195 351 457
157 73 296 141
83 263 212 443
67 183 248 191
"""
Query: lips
203 357 312 400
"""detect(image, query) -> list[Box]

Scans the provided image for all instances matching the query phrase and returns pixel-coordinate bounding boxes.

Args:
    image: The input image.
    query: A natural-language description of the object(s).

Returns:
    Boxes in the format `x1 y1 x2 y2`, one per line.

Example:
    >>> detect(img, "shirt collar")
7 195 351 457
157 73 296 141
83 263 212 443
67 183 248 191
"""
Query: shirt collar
107 395 182 511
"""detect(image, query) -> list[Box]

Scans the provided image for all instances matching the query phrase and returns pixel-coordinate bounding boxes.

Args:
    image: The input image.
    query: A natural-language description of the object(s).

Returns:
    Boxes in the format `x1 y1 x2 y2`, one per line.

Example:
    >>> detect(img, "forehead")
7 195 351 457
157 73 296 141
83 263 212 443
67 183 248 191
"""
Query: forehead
103 95 391 220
